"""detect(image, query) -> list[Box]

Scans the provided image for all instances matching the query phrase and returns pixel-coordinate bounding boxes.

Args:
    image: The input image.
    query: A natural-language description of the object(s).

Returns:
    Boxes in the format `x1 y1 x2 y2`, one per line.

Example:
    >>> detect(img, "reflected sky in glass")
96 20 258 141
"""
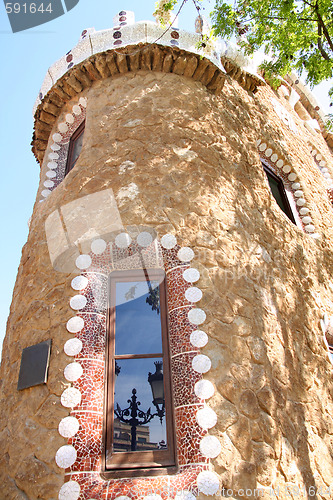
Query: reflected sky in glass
115 281 162 356
113 358 167 451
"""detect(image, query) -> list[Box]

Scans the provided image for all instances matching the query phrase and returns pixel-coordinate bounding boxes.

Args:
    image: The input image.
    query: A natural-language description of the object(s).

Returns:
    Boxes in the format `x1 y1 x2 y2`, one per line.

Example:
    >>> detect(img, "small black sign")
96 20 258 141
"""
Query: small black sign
17 340 52 391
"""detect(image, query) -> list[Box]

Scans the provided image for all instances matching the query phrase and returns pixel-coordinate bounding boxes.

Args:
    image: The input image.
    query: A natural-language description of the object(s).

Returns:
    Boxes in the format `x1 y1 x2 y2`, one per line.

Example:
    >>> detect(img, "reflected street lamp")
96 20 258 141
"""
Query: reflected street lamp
148 361 165 423
114 361 165 451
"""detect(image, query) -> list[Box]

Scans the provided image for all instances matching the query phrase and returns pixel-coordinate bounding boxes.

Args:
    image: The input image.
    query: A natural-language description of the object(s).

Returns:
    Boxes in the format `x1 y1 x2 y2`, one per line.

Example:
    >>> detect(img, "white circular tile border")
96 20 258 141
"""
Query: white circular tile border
178 247 194 262
59 234 217 495
196 407 218 429
58 481 81 500
91 238 107 255
183 268 200 283
194 379 215 399
185 287 202 303
55 445 77 468
188 308 206 325
197 470 220 495
71 275 88 291
75 254 92 270
66 316 84 333
70 295 87 310
258 140 316 235
64 338 83 356
192 354 211 373
190 330 208 348
61 387 81 408
161 233 177 249
115 232 132 248
58 416 80 438
41 102 86 202
137 231 153 247
199 435 222 458
64 362 83 382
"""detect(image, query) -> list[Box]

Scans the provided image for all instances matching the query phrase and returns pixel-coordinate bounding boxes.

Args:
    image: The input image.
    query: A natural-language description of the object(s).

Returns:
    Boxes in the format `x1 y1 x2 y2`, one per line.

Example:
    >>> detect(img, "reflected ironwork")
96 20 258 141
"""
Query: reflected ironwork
114 362 165 451
115 387 165 451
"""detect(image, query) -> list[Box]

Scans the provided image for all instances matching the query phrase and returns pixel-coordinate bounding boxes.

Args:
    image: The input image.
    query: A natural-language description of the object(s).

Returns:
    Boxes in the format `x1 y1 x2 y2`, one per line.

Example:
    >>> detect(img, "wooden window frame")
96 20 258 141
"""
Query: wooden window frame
64 121 85 176
262 163 297 225
102 269 177 479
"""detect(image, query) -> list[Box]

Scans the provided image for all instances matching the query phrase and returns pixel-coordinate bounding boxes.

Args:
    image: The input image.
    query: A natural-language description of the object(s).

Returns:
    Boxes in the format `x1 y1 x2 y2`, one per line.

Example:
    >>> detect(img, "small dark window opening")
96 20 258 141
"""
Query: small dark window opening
65 121 85 175
103 269 177 478
263 164 296 224
329 345 333 362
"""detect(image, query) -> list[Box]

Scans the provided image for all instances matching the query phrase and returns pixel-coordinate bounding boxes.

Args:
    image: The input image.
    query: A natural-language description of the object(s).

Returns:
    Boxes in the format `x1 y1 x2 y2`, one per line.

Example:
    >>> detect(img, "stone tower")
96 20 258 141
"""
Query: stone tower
1 9 333 500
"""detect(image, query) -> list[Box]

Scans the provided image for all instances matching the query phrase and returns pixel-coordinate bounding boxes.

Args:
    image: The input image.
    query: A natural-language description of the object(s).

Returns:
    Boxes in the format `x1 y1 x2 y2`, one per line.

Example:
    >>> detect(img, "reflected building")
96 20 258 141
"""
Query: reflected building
113 419 159 452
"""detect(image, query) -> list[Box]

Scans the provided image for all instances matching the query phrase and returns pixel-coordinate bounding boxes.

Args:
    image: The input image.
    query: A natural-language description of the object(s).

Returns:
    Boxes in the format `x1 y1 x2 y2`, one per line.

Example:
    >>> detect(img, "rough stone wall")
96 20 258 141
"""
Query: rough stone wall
1 69 333 499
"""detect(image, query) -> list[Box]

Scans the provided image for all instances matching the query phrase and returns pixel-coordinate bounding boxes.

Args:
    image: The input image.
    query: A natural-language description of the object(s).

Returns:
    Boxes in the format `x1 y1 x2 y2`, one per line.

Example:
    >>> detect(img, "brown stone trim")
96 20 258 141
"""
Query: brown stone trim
221 56 265 94
32 44 227 165
283 75 333 151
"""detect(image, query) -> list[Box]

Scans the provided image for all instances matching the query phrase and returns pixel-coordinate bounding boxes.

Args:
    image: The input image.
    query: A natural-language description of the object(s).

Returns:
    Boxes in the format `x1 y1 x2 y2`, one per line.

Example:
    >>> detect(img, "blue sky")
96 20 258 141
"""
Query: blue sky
0 0 332 356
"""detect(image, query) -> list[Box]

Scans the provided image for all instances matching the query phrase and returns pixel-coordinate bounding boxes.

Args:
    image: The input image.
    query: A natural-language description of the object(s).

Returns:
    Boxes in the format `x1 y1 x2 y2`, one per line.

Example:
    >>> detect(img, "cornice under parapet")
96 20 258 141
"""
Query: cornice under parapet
220 55 266 93
32 43 227 165
285 74 333 151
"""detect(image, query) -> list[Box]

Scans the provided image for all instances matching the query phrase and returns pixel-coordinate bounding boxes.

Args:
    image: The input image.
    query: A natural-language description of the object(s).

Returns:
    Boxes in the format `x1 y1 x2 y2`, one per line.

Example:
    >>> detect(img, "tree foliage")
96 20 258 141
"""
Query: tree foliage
159 0 333 127
210 0 333 126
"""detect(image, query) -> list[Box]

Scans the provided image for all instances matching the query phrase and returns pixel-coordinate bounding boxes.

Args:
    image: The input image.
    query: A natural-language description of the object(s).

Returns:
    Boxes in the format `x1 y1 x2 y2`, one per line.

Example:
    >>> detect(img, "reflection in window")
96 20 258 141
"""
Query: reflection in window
65 121 85 175
105 270 176 474
262 163 296 224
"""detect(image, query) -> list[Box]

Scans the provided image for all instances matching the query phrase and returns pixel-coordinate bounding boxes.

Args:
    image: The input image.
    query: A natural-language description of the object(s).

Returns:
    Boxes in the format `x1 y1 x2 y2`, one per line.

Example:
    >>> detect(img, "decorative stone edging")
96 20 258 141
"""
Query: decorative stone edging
256 139 319 237
40 98 87 202
32 43 226 165
221 55 265 93
57 232 220 499
308 145 333 204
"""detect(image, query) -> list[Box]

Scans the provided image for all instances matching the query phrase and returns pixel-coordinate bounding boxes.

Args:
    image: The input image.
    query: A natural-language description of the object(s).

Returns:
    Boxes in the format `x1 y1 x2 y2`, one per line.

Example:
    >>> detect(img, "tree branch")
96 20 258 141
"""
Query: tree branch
314 4 333 54
318 23 331 60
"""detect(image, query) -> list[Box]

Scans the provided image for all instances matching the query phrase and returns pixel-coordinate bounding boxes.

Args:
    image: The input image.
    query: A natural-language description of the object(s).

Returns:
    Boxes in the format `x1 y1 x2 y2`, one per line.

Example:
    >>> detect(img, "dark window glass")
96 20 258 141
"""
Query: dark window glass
115 280 163 356
263 164 296 224
104 270 176 476
65 121 85 175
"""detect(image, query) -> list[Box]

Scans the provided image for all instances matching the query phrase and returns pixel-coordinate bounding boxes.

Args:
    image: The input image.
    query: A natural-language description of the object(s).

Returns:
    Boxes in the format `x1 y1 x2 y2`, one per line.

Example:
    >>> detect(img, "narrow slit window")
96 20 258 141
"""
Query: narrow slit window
65 121 85 175
104 269 176 476
263 163 296 224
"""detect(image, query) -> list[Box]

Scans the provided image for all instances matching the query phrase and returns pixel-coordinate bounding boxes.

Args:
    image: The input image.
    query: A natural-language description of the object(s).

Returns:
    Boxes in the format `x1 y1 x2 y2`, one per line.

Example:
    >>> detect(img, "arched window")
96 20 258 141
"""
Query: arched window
104 269 177 477
65 121 85 175
262 163 296 224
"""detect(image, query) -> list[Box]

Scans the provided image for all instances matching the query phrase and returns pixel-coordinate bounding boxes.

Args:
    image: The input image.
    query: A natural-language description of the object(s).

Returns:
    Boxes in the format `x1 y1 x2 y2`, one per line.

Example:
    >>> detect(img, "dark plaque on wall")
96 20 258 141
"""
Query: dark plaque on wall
17 340 52 391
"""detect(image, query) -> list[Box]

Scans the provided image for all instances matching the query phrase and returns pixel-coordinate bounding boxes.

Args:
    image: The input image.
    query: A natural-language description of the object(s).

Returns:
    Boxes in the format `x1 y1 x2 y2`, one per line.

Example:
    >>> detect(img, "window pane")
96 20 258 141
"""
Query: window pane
113 358 167 452
115 280 163 355
267 174 287 213
71 131 84 167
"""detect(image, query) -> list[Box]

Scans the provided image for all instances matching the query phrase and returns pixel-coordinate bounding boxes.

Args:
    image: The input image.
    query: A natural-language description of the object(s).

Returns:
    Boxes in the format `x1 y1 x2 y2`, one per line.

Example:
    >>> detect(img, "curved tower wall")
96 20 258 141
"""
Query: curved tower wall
1 16 333 500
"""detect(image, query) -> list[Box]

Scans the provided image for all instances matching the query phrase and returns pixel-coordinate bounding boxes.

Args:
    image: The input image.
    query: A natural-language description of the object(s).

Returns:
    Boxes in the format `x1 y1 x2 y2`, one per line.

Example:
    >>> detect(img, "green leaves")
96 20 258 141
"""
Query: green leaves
166 0 332 118
210 0 333 113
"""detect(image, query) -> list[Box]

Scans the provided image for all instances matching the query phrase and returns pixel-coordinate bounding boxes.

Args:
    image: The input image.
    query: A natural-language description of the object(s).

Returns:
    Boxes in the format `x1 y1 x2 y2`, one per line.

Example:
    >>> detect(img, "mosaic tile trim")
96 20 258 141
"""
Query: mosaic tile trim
39 98 86 203
256 139 320 237
57 233 220 499
308 145 333 205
